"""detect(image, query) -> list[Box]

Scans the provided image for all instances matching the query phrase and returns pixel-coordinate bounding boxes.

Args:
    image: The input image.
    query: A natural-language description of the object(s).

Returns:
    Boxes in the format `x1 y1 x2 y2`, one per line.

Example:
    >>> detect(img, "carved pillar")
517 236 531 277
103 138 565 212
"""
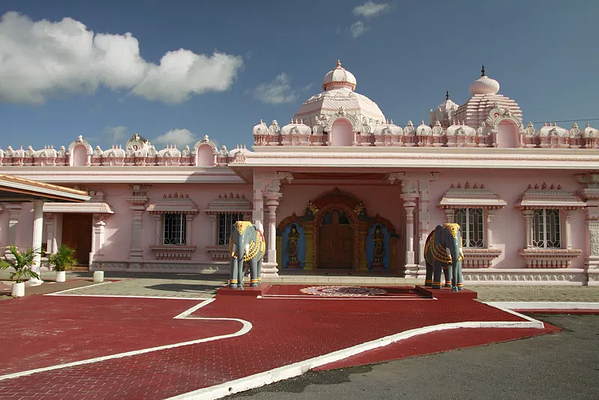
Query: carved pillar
257 172 293 277
402 195 417 265
486 210 496 248
29 200 44 286
45 213 57 255
154 214 161 245
523 209 534 248
264 194 281 262
5 203 21 255
252 173 266 228
208 214 217 245
564 209 573 249
577 174 599 285
417 178 431 265
90 215 107 266
185 214 193 245
126 184 150 267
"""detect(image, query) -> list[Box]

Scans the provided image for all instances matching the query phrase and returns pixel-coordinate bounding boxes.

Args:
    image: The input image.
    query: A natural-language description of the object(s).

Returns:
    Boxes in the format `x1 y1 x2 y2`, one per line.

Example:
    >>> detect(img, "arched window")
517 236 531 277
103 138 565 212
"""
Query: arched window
331 118 353 146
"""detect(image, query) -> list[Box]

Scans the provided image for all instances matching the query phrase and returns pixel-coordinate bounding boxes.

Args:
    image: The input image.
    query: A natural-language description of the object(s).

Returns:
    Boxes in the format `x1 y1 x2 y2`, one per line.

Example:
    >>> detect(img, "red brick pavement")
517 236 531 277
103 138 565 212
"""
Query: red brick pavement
0 291 549 399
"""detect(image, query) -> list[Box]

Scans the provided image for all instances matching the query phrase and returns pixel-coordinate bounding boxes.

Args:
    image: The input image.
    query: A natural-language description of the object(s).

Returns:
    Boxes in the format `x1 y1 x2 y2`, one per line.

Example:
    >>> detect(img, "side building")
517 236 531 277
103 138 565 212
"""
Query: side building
1 62 598 285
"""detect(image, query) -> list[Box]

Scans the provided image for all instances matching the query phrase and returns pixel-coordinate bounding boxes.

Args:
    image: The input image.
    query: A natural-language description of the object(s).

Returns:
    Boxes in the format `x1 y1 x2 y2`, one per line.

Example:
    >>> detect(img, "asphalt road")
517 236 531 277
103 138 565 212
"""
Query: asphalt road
231 314 599 400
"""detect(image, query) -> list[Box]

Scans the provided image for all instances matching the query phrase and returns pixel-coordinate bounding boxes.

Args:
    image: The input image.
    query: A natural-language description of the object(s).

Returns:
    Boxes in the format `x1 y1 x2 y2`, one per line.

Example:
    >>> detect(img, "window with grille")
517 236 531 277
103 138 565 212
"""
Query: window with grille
533 209 560 248
163 213 186 245
454 208 484 247
218 213 245 246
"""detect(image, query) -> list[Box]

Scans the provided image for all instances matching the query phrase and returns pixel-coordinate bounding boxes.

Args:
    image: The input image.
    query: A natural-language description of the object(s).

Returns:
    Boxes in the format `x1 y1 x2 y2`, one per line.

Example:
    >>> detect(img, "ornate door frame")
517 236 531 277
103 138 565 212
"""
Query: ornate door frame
313 202 359 269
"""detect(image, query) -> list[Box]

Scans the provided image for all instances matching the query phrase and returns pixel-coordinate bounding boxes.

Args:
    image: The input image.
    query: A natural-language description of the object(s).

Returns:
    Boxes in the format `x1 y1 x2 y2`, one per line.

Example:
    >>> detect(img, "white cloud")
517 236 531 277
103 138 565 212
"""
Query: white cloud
353 1 390 18
0 12 244 104
132 50 243 103
350 21 370 38
253 73 298 105
152 128 197 148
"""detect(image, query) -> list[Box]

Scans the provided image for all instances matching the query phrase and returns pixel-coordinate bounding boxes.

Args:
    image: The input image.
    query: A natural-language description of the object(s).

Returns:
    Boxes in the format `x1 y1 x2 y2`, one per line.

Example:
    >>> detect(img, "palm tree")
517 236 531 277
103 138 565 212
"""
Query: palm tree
48 245 77 271
0 245 40 283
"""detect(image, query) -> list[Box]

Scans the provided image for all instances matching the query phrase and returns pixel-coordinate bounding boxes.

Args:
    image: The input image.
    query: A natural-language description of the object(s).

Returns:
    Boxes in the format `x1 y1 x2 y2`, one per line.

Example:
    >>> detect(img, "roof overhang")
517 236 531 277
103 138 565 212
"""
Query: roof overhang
43 202 113 214
0 174 89 203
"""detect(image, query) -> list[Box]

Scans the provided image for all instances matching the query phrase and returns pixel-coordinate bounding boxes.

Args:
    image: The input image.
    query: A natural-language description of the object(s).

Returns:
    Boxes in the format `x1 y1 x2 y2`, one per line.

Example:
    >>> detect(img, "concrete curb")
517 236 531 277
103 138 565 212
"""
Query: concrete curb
486 301 599 312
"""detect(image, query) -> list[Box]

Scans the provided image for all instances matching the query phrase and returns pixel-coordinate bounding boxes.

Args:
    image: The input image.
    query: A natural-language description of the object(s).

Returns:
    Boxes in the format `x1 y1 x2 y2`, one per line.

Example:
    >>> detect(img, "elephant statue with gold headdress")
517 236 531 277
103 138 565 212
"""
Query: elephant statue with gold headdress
229 221 266 289
424 223 464 292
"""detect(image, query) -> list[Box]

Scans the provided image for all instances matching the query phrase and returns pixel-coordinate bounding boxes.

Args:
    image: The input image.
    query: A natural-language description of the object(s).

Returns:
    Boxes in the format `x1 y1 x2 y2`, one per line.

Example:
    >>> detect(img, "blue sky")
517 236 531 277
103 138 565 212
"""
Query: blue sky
0 0 598 151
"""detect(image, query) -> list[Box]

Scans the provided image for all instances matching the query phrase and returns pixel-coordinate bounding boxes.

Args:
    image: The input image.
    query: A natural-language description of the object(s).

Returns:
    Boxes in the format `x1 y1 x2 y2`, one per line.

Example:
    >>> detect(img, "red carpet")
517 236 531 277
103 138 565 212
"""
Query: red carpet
0 289 551 399
264 284 425 298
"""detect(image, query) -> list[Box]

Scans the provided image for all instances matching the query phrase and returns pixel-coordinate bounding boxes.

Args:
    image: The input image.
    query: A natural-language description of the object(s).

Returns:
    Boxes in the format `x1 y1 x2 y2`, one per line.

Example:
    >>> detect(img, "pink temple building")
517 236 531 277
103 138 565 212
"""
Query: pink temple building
1 62 598 285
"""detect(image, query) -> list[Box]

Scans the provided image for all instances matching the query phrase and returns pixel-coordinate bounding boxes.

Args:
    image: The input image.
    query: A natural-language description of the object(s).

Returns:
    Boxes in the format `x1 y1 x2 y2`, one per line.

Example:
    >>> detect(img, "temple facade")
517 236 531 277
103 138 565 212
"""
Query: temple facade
1 62 598 285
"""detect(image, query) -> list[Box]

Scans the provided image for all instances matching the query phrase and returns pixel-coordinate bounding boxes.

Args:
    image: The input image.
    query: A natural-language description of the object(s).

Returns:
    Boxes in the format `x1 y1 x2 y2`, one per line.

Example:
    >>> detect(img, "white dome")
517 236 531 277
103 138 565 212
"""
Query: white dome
322 60 357 91
252 120 269 136
437 97 459 113
281 120 312 136
582 123 599 138
469 66 500 96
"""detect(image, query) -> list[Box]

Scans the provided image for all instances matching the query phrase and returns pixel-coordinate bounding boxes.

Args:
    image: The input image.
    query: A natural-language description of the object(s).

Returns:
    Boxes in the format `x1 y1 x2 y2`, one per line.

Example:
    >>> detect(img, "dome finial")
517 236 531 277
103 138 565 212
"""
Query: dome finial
446 91 450 100
481 65 486 77
337 59 342 68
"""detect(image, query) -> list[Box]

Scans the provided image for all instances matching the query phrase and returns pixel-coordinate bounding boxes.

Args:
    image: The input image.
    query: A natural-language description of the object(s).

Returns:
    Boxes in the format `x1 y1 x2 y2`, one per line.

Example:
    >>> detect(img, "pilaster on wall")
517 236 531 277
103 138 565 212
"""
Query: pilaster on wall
126 184 150 266
5 203 22 255
578 173 599 285
90 214 108 267
253 171 293 278
389 172 437 279
44 213 57 255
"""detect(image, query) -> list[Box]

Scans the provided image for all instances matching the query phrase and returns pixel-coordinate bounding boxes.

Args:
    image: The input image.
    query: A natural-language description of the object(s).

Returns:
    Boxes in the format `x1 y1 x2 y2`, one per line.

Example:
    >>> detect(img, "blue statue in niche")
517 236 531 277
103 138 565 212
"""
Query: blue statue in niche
372 225 385 269
286 224 300 268
366 224 390 270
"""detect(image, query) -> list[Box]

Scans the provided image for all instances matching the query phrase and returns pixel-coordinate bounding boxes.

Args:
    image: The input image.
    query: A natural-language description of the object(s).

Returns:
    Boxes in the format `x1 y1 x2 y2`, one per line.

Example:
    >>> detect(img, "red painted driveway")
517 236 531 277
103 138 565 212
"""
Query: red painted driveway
0 290 553 399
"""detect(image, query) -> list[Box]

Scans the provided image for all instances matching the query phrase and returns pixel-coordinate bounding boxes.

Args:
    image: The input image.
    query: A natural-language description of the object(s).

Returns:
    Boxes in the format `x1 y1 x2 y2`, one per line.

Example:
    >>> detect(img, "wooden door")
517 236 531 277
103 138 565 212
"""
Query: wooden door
61 214 93 267
318 210 354 269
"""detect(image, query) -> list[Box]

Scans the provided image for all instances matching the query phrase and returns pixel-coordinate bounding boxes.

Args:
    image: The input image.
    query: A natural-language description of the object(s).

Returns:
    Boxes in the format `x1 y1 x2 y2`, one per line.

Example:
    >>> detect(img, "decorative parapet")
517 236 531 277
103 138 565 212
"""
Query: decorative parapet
462 248 502 268
518 248 583 268
149 245 197 260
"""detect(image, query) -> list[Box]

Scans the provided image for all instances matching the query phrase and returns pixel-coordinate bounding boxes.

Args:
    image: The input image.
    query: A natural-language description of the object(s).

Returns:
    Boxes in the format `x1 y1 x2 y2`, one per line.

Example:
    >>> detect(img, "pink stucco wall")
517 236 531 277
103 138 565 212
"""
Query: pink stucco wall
98 183 252 262
427 169 586 269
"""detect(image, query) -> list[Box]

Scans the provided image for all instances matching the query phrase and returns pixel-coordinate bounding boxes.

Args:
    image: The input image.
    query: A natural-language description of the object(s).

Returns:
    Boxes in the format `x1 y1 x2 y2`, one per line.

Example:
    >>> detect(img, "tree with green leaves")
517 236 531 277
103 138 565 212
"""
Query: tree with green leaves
48 245 78 272
0 245 41 283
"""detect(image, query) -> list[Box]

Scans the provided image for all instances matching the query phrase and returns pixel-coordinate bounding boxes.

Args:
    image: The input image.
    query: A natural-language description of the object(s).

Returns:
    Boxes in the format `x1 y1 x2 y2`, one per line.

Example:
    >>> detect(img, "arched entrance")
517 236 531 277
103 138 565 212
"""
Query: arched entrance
318 208 354 269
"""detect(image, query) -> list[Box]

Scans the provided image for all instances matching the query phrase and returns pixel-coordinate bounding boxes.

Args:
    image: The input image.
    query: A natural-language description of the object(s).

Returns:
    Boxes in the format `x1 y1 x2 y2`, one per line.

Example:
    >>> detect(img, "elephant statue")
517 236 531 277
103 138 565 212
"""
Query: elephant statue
424 223 464 292
229 221 266 289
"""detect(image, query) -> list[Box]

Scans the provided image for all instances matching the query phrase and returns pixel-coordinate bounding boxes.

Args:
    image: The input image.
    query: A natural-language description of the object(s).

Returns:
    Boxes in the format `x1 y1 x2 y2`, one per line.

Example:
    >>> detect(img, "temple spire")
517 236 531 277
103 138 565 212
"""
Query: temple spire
446 90 450 100
481 65 486 77
337 59 342 68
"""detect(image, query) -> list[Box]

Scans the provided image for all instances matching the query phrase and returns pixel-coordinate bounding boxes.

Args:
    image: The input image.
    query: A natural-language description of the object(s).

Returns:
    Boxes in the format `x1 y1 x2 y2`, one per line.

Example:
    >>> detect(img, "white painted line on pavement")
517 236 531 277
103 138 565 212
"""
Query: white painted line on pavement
0 299 251 382
46 293 214 300
168 314 545 400
45 281 112 294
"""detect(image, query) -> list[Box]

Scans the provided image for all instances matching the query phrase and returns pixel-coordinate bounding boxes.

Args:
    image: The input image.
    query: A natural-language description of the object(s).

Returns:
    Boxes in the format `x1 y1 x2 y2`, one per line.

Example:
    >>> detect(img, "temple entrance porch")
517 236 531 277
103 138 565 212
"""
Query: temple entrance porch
275 186 399 274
